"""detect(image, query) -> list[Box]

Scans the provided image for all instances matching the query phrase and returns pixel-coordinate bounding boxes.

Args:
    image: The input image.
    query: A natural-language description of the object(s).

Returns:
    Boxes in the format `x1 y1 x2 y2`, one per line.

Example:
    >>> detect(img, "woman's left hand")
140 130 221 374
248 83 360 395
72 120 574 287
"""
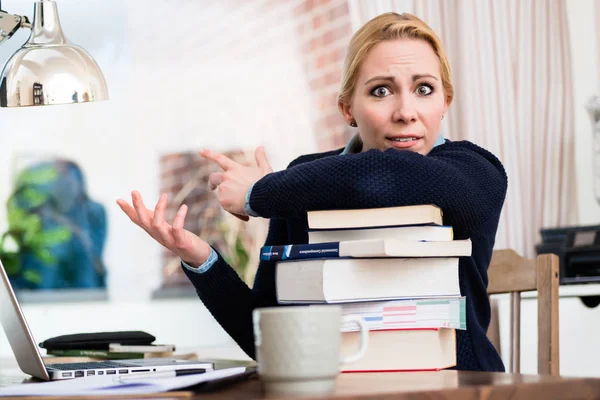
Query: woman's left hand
200 146 273 220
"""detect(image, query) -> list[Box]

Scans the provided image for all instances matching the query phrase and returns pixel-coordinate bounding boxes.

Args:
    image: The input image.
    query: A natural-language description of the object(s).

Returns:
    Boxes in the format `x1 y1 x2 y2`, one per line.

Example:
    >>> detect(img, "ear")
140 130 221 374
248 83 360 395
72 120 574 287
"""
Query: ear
443 95 451 115
338 100 353 125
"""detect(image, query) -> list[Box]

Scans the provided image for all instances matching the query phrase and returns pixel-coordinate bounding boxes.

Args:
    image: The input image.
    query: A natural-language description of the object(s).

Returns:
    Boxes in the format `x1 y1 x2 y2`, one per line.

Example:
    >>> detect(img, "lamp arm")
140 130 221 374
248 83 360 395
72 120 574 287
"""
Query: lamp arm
0 10 31 46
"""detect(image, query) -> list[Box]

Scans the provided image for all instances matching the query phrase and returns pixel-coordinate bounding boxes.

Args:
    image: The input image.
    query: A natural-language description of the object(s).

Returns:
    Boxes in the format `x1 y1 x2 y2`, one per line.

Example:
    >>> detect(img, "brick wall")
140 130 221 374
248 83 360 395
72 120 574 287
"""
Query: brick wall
249 0 356 151
293 0 355 151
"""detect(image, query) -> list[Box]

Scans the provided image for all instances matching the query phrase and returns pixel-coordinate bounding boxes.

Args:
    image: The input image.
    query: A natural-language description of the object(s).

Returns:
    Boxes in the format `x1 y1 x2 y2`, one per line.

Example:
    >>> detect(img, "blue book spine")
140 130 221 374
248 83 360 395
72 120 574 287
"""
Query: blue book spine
260 242 341 261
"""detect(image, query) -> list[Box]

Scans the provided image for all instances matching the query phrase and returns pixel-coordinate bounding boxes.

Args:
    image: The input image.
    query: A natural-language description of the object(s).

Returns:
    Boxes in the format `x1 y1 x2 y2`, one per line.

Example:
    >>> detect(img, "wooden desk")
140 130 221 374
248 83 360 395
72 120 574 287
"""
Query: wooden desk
3 364 600 400
198 371 600 400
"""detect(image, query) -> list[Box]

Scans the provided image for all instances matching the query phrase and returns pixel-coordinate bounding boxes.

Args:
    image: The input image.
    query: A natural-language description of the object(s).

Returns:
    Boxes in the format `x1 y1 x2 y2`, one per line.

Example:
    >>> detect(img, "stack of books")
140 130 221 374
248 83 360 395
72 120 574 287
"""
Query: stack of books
260 204 468 372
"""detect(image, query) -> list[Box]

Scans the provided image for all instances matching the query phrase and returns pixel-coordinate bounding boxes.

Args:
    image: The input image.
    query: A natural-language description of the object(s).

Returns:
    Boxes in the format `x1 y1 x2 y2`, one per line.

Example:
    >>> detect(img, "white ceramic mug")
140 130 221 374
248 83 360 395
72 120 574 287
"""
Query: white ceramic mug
252 305 368 396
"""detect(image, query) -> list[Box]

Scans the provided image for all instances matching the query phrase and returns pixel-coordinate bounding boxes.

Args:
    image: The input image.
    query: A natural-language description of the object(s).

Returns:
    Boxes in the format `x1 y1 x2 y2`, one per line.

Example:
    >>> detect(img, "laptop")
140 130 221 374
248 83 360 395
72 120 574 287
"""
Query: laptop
0 259 214 380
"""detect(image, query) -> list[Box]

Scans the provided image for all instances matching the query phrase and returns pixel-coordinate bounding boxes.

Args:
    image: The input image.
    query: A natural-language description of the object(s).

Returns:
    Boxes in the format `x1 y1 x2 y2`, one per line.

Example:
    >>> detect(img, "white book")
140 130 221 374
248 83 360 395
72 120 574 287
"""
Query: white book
308 225 453 244
276 257 460 303
307 204 443 230
261 239 471 261
108 343 176 353
339 238 471 258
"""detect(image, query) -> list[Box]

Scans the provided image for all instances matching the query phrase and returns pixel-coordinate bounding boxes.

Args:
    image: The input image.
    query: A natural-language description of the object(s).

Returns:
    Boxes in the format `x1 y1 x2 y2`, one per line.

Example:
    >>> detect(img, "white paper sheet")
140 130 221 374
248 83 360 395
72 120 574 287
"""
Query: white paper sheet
0 367 248 396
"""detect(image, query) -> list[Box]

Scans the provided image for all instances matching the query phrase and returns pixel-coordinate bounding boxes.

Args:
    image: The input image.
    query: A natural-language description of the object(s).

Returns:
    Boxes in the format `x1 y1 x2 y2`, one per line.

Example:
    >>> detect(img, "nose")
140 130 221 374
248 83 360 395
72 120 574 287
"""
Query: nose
392 93 418 124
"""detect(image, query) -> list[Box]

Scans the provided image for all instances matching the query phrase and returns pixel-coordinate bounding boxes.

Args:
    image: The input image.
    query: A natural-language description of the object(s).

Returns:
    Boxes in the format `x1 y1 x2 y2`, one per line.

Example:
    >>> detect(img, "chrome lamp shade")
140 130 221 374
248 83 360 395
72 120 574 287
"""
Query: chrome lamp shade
0 0 108 107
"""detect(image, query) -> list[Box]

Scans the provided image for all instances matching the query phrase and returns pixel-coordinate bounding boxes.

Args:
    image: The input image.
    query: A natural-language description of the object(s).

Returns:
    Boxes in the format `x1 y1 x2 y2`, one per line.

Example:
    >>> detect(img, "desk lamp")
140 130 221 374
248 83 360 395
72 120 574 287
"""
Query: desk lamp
0 0 107 107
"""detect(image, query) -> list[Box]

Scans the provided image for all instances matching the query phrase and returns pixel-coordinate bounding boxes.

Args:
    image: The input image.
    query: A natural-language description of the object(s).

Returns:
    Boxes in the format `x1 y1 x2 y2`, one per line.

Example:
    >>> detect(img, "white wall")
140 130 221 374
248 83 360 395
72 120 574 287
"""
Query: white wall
597 0 600 94
0 0 316 359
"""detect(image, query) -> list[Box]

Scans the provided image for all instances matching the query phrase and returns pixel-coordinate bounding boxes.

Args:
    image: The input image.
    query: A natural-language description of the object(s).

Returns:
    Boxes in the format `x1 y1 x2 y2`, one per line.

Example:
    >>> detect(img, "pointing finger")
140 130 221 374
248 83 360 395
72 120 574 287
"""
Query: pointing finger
199 149 238 171
255 146 272 174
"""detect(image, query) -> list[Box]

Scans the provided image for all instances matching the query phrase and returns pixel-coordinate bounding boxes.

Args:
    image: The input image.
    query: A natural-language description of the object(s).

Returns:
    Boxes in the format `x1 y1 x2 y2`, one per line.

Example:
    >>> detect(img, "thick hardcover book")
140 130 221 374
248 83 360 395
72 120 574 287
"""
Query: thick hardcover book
261 238 471 261
276 257 460 303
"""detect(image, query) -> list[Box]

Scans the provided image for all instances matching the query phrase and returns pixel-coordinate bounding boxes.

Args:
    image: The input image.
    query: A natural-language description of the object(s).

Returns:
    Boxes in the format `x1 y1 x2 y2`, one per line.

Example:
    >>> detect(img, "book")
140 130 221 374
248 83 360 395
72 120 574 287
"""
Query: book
43 352 198 364
261 238 471 261
45 349 174 359
307 204 443 230
108 343 176 353
340 328 456 372
336 297 466 332
276 257 460 303
308 225 453 244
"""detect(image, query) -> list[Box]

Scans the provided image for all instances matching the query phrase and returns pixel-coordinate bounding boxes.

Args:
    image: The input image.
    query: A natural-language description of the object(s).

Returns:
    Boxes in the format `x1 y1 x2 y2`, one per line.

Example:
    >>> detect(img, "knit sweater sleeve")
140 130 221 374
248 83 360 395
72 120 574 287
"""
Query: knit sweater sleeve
249 142 507 231
181 217 287 359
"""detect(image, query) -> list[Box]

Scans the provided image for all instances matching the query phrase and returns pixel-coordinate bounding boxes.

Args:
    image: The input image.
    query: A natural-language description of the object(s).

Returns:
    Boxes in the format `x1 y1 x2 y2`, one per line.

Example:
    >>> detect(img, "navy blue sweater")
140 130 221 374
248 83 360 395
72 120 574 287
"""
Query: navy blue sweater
183 140 507 372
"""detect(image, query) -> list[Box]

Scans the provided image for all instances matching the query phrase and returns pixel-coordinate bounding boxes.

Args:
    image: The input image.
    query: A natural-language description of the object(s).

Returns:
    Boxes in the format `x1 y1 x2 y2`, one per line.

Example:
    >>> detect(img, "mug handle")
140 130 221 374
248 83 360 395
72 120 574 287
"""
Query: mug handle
339 315 369 365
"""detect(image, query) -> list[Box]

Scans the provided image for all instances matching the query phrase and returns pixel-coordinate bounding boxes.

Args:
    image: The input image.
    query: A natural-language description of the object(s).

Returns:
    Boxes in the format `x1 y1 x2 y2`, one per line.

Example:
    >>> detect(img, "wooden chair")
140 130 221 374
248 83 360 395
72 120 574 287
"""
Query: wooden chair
486 249 560 375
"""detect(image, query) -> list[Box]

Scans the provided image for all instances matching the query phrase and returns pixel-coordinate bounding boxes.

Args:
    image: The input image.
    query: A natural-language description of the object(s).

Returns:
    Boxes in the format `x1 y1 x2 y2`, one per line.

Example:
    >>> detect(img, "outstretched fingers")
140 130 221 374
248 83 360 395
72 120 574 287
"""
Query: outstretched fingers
152 194 168 226
131 191 154 229
171 204 189 248
152 193 173 244
116 199 141 226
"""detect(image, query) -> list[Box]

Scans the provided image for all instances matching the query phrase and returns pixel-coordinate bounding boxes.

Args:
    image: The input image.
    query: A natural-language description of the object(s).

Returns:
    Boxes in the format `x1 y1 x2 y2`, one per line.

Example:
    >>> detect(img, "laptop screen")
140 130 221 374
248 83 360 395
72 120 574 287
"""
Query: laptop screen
0 259 50 380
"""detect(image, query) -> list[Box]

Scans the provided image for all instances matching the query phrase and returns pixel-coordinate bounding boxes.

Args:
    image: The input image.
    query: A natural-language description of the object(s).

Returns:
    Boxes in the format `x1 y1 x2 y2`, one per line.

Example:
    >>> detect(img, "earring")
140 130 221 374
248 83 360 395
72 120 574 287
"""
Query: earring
350 120 357 127
441 115 445 120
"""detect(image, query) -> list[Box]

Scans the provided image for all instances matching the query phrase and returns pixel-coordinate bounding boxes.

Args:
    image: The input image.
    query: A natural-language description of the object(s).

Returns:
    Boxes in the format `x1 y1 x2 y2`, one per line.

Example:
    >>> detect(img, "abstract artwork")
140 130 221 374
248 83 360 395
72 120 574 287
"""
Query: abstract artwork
0 156 107 290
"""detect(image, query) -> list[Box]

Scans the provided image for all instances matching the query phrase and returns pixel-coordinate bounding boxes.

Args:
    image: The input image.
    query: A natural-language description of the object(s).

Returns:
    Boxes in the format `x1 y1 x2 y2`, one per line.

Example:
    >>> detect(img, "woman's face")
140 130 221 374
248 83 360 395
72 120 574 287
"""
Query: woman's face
340 39 449 155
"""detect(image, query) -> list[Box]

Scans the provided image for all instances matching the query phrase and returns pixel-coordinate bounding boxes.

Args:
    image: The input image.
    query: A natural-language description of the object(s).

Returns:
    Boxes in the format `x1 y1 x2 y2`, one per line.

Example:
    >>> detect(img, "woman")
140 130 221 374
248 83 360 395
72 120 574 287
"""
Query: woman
117 12 506 372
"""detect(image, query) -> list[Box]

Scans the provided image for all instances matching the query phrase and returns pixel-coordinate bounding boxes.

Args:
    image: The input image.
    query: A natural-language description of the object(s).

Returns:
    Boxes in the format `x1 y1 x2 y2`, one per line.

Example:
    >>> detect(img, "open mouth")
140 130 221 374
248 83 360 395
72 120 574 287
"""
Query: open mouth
386 136 421 148
389 137 418 142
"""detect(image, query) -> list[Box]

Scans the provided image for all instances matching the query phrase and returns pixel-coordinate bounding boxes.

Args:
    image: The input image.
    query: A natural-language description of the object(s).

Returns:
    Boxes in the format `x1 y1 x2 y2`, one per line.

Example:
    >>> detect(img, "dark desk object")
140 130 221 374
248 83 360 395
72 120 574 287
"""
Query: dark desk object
3 362 600 400
537 225 600 285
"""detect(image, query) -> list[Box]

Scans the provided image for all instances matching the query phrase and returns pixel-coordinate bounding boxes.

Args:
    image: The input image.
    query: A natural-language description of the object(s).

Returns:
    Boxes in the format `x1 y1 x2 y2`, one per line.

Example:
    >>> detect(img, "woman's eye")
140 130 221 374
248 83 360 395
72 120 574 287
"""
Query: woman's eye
415 84 434 96
371 86 391 97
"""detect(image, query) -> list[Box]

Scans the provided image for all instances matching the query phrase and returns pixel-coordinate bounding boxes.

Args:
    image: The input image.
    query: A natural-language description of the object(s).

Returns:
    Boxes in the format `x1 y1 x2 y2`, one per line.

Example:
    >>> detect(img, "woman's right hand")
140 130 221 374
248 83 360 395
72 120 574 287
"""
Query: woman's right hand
116 191 212 267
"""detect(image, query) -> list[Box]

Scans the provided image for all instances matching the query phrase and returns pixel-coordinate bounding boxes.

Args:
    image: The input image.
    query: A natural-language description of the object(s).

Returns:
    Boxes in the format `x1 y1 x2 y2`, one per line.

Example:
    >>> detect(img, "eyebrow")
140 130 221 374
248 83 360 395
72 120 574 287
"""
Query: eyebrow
364 74 439 85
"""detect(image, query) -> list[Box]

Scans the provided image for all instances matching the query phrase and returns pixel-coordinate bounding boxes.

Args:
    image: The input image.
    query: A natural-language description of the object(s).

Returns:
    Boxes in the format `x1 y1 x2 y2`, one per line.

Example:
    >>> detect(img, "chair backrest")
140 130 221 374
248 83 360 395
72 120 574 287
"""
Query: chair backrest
487 249 560 375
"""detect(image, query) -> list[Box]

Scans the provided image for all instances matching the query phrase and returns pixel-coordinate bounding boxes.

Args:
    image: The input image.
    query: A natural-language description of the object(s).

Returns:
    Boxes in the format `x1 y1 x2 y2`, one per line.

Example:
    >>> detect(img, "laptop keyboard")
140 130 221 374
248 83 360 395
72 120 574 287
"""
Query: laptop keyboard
46 361 137 370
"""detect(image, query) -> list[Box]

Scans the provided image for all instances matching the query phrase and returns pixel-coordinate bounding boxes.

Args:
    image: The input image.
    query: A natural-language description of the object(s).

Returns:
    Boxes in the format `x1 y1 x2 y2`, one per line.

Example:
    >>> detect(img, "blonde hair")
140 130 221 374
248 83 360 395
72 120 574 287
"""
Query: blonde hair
338 12 453 108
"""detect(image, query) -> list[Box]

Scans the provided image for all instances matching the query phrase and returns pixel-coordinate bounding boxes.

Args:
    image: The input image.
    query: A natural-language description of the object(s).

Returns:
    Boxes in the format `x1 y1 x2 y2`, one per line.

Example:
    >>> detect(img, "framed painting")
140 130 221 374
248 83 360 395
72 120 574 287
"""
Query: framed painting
1 154 107 293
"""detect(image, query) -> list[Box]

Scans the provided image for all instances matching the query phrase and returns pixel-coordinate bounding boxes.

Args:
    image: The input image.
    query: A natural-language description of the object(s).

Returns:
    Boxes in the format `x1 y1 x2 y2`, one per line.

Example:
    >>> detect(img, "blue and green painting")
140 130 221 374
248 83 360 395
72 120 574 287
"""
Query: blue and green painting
0 160 107 289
